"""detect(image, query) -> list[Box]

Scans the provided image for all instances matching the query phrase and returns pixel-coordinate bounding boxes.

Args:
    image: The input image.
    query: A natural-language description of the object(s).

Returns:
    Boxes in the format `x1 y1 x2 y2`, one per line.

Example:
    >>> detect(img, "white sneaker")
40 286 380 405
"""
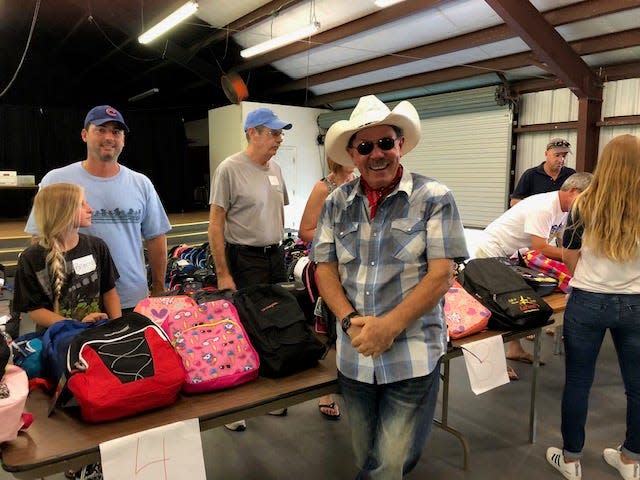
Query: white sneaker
546 447 582 480
224 420 246 431
604 446 640 479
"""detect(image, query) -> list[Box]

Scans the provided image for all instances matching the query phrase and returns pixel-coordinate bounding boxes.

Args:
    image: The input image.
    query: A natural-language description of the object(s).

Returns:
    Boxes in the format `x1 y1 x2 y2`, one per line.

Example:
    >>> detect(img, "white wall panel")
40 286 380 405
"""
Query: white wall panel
516 79 640 183
519 88 578 125
602 79 640 117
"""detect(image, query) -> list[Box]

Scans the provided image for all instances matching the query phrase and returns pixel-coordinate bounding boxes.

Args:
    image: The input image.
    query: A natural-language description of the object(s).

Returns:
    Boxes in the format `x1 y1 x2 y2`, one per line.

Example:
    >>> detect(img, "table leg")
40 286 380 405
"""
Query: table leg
435 357 470 470
529 327 542 443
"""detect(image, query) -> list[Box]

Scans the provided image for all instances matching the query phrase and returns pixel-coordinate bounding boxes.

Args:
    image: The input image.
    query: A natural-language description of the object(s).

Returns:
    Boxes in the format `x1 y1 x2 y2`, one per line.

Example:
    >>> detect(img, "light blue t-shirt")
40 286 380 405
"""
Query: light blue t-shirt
25 162 171 308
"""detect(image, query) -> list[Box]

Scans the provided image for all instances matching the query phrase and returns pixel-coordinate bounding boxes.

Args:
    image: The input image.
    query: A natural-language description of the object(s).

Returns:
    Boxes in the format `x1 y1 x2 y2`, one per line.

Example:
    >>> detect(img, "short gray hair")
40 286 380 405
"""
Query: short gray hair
561 172 593 192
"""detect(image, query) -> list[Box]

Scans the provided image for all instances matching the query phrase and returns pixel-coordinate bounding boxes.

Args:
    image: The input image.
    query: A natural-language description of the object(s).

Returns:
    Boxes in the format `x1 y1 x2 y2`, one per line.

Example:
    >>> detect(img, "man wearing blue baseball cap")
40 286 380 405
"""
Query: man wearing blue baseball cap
208 106 292 431
25 105 171 313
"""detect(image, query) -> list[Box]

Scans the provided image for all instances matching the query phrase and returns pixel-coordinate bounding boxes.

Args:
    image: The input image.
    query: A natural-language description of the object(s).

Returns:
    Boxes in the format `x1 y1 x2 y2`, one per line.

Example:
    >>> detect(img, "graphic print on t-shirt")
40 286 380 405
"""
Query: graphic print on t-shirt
92 208 142 224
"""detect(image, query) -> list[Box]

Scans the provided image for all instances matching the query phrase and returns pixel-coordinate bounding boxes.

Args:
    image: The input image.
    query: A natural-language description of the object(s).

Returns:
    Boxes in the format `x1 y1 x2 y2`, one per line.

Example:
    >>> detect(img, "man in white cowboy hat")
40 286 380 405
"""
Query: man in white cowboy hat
510 137 576 207
312 95 468 479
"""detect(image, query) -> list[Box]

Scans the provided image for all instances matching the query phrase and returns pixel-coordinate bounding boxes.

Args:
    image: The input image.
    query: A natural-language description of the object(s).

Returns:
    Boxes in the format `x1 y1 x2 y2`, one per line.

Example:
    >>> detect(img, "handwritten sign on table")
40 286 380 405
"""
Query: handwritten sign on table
100 418 206 480
462 335 510 395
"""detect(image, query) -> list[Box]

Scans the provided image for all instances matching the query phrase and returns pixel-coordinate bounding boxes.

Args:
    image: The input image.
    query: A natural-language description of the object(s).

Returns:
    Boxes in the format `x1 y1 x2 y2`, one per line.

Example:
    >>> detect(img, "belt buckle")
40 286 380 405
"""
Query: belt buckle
263 245 271 254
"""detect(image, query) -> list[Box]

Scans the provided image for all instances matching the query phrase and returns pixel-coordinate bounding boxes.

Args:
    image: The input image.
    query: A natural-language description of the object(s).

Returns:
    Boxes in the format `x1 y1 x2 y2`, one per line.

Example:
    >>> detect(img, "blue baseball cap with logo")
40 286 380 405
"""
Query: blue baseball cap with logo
244 108 292 131
84 105 130 133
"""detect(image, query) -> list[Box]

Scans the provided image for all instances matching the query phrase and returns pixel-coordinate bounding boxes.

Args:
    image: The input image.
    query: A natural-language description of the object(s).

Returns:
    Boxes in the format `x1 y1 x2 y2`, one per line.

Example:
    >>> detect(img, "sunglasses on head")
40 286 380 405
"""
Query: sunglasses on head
547 140 570 149
351 137 398 155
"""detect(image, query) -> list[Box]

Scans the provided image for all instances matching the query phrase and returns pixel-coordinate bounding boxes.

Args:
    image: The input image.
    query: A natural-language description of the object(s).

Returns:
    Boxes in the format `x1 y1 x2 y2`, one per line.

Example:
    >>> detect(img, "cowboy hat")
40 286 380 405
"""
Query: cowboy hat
325 95 421 167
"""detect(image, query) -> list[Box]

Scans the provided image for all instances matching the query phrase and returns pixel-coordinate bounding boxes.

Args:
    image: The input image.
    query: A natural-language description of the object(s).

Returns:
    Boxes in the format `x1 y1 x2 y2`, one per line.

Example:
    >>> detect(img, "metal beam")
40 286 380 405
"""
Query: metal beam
234 0 445 73
188 0 306 55
305 27 640 107
484 0 602 100
575 98 601 172
512 61 640 95
271 0 640 94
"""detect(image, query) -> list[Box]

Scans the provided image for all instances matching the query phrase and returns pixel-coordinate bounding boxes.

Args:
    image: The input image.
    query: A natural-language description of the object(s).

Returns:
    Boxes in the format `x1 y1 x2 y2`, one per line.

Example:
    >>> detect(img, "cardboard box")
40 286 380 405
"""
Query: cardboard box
0 171 17 186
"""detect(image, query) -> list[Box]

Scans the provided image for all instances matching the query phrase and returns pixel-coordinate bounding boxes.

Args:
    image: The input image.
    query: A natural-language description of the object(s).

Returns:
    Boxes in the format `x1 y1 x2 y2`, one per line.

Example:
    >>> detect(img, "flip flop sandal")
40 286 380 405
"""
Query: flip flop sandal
318 401 341 420
507 353 546 365
507 366 519 381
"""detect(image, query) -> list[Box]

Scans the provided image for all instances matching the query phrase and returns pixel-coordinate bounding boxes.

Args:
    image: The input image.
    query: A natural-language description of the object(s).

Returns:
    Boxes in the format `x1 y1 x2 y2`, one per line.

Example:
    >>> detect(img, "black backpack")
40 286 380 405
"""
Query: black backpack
458 258 553 330
232 284 327 378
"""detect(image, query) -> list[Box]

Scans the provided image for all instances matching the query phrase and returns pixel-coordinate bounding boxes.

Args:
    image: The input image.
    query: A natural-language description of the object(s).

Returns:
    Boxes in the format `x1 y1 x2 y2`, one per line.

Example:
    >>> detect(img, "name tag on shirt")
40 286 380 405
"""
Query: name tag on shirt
72 254 97 275
268 175 280 186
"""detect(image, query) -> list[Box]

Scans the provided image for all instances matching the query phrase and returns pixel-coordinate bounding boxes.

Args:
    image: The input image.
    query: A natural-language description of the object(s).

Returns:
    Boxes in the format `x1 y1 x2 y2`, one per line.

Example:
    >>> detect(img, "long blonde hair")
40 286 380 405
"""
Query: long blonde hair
33 183 84 313
571 134 640 261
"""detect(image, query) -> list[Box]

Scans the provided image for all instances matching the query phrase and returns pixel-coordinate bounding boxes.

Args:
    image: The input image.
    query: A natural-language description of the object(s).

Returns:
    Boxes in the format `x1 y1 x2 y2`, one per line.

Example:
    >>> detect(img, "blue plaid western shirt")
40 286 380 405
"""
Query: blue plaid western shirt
312 168 468 384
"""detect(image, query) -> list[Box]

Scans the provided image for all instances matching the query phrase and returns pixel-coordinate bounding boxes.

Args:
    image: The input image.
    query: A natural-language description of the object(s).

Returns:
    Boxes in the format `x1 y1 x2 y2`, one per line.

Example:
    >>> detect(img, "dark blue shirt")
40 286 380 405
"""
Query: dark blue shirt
511 162 576 200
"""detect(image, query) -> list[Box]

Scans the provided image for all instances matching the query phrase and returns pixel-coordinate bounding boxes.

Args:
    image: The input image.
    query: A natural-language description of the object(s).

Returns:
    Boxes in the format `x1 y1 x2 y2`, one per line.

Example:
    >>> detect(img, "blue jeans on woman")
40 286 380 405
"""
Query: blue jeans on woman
338 360 441 480
561 288 640 461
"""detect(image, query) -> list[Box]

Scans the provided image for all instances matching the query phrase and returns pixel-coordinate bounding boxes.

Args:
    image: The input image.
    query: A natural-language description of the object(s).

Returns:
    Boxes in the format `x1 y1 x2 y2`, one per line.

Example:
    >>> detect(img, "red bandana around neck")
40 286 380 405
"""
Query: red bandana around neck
360 165 404 219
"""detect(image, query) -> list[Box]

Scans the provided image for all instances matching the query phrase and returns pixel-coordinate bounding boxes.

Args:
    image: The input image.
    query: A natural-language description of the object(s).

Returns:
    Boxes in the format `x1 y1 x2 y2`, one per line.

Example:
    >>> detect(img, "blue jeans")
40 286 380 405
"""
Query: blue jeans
561 288 640 461
338 361 441 480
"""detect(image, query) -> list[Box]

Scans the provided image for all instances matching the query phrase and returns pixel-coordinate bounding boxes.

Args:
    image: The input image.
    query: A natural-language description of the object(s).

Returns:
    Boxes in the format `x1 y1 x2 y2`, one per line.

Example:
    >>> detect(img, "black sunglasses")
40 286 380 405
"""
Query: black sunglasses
351 137 398 155
547 140 570 149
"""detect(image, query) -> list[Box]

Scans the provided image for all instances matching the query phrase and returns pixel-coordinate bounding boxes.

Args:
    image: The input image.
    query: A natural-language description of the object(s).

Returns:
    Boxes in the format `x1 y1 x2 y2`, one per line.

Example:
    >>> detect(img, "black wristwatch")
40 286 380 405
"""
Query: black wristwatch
341 311 358 334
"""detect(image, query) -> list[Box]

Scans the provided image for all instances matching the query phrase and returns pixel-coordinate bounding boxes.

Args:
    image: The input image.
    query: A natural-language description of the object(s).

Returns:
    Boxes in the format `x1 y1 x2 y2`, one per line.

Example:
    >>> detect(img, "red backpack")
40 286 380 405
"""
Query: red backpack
62 313 185 423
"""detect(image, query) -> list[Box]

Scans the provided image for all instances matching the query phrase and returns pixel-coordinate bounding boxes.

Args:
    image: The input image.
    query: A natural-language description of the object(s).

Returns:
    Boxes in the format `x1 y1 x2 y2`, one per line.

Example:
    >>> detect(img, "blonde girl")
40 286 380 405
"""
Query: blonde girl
13 183 121 328
546 134 640 480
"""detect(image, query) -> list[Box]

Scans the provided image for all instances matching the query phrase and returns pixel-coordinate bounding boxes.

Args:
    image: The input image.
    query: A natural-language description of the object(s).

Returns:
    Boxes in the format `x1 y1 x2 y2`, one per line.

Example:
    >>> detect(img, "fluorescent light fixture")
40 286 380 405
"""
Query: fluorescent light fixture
128 88 159 102
138 1 198 45
240 22 320 59
374 0 405 7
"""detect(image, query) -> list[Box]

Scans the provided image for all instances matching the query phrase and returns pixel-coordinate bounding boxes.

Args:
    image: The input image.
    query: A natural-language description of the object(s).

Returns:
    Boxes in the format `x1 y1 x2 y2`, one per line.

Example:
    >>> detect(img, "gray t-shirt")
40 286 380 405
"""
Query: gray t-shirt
210 152 289 246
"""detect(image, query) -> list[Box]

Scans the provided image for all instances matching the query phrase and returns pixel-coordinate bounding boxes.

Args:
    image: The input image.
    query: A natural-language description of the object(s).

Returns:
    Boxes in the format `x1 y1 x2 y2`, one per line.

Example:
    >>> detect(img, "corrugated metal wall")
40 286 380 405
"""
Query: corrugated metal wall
516 79 640 179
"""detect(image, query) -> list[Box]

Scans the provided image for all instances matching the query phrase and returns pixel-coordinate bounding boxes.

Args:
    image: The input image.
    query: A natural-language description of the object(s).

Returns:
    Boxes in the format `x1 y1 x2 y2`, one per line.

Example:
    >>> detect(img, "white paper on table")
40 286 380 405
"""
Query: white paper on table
461 335 510 395
100 418 206 480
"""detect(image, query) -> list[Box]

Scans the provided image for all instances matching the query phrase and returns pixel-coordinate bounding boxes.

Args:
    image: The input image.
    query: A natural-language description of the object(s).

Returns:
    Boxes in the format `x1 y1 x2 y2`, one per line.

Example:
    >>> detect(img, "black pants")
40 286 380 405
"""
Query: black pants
225 244 286 290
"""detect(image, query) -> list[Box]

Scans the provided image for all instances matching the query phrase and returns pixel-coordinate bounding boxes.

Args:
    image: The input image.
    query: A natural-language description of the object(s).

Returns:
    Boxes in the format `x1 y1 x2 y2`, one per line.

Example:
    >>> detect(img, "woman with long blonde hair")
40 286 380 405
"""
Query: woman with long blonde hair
298 157 356 420
546 134 640 480
13 183 121 328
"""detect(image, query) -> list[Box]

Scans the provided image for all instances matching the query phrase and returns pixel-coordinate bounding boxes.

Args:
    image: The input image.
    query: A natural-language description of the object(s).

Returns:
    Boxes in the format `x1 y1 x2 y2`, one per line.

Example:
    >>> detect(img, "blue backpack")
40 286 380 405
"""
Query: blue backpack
11 332 44 379
41 320 106 383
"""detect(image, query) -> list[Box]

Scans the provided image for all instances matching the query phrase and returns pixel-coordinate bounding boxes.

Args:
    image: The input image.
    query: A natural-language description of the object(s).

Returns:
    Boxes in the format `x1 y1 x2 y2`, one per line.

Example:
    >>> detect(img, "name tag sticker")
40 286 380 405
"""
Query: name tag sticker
268 175 280 186
72 255 97 275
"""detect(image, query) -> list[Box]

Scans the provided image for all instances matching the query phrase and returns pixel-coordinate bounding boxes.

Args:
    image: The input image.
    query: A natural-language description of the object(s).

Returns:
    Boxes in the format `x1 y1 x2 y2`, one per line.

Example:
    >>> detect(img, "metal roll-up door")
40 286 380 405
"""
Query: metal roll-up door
402 108 513 229
316 87 513 228
316 86 501 129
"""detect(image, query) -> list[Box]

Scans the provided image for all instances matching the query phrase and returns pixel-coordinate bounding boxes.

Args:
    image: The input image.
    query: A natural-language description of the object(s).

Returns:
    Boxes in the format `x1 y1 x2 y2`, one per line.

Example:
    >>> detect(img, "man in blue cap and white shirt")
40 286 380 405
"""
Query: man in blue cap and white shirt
25 105 171 311
208 107 292 431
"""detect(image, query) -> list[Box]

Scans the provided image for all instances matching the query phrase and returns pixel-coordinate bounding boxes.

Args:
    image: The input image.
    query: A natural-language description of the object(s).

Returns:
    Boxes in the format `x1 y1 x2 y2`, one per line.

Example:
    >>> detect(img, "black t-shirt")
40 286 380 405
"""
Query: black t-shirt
13 233 119 319
511 162 576 200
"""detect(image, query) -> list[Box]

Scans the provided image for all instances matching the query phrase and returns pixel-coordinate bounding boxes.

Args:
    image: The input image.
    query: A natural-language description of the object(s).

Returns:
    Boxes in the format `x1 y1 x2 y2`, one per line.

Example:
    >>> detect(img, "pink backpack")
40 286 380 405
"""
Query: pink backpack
0 365 32 442
134 295 198 327
444 280 491 340
161 300 260 393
